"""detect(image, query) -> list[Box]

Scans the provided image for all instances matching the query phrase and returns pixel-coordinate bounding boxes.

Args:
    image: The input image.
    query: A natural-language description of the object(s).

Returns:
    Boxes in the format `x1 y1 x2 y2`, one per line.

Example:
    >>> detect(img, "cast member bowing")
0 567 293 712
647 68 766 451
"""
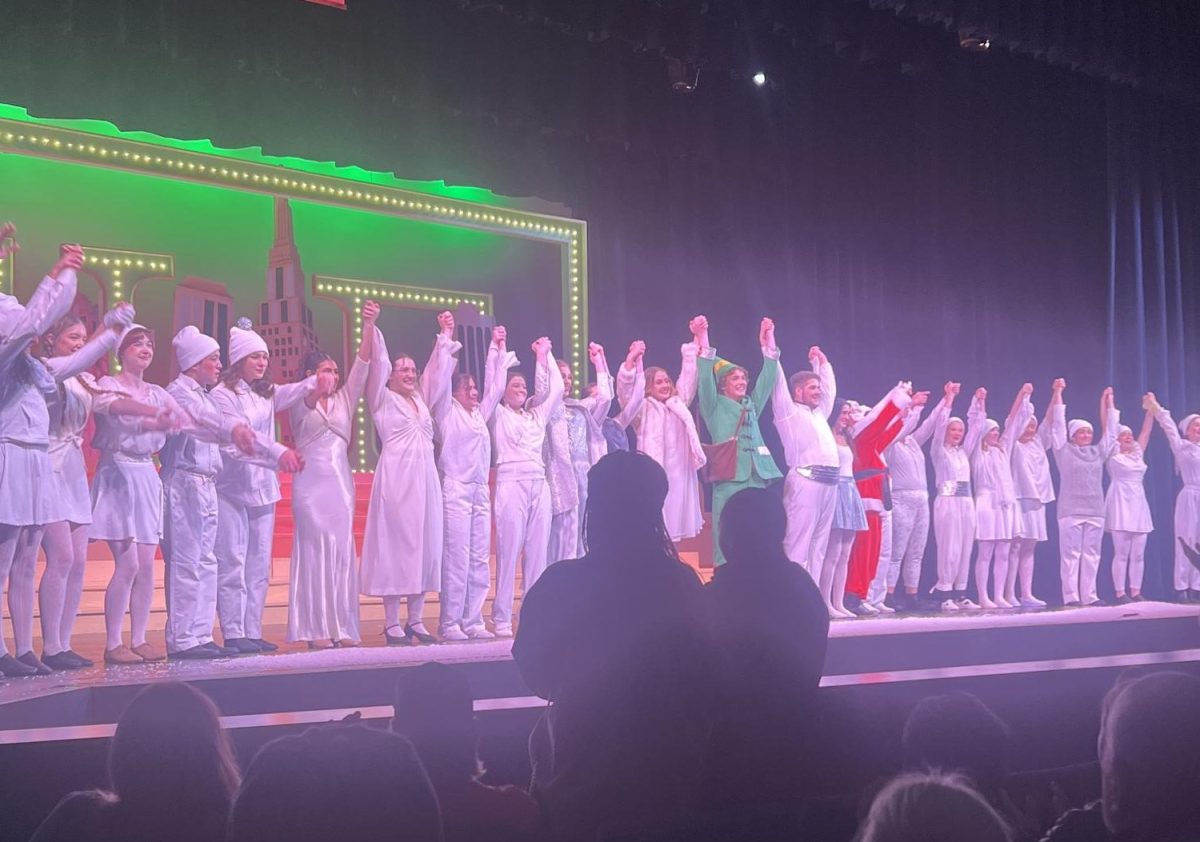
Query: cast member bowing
360 317 450 645
285 302 375 650
1100 389 1153 604
490 336 564 637
929 382 978 611
770 344 838 582
1047 379 1117 607
1145 391 1200 600
424 312 514 641
695 315 783 567
1009 387 1055 607
966 386 1027 609
533 340 612 564
161 326 301 660
616 334 705 542
211 320 314 654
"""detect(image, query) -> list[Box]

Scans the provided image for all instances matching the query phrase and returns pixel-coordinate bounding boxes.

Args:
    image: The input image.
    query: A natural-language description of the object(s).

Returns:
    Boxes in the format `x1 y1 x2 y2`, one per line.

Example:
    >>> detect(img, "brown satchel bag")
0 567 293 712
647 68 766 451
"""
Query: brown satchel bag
701 406 748 484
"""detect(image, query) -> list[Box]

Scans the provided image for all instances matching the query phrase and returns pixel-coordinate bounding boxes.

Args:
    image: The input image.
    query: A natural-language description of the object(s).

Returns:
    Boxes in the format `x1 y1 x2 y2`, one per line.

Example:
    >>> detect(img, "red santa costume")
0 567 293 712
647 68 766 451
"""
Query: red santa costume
844 384 912 609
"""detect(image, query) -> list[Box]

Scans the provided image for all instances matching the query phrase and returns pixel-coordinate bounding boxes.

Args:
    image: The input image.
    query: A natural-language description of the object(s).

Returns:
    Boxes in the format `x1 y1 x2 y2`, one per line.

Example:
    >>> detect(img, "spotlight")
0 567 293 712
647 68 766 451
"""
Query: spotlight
752 71 767 87
959 33 991 51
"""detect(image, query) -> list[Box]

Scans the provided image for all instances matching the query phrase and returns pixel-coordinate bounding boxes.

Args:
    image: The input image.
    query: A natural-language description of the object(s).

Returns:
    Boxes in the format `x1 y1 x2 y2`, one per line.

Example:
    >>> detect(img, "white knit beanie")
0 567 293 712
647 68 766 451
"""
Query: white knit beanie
1180 414 1200 437
228 317 268 367
173 325 220 373
1068 419 1093 439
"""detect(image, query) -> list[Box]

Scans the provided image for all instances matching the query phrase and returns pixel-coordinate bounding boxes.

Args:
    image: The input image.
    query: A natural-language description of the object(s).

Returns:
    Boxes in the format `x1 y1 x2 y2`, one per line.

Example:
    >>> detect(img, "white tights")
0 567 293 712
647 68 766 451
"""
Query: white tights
0 523 46 656
820 529 855 616
383 594 427 632
39 521 88 656
1011 538 1042 601
1111 531 1147 595
104 540 158 651
974 539 1013 608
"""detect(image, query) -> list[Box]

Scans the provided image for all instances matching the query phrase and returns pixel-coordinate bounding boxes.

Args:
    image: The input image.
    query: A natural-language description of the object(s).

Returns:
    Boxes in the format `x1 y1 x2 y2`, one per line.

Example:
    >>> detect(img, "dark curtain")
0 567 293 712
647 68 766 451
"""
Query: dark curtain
1 0 1198 597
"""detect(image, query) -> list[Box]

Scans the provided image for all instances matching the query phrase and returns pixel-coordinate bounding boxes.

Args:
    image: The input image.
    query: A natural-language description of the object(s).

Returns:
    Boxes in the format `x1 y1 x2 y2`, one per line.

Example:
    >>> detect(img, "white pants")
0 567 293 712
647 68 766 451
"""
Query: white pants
39 521 89 656
1 523 45 656
934 496 975 591
1058 516 1103 604
216 497 275 640
162 472 220 653
492 477 551 629
440 478 493 634
783 472 837 582
1173 488 1200 591
1111 530 1148 594
888 490 929 592
548 506 581 565
865 509 895 604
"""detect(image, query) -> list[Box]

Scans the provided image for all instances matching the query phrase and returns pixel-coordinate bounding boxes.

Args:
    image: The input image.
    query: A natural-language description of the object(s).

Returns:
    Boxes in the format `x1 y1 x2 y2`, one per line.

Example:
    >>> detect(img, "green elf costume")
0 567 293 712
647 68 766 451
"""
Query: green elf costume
698 345 783 565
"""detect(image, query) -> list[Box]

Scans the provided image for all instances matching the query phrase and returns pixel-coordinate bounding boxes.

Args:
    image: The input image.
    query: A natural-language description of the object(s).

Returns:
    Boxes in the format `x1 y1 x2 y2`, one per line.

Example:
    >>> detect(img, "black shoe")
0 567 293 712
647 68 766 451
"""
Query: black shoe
63 650 93 668
223 637 263 654
1115 594 1133 605
41 651 87 671
17 651 53 676
170 643 227 660
1086 599 1108 607
0 653 38 677
405 624 438 644
384 625 410 646
1064 600 1082 607
1190 590 1200 603
1175 590 1191 603
249 638 278 652
1131 594 1146 602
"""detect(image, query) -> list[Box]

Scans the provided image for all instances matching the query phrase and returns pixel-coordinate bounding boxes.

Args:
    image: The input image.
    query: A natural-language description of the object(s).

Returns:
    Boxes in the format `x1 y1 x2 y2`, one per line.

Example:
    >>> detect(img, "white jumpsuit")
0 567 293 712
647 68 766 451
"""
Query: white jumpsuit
1154 408 1200 592
490 353 564 633
930 410 979 594
1104 411 1152 595
880 402 943 595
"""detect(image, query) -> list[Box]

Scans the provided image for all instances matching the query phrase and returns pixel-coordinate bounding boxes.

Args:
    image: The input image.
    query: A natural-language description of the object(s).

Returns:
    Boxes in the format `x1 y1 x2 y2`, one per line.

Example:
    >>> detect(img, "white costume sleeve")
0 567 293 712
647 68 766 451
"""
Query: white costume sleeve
0 269 78 370
273 376 318 413
480 345 517 422
1155 408 1187 458
815 353 836 420
579 356 613 424
912 402 947 448
343 353 370 409
365 325 392 417
44 328 119 383
530 351 565 425
770 357 795 425
965 394 987 458
1101 406 1120 457
611 362 645 429
423 335 460 426
1049 403 1068 453
675 342 700 407
1003 397 1033 453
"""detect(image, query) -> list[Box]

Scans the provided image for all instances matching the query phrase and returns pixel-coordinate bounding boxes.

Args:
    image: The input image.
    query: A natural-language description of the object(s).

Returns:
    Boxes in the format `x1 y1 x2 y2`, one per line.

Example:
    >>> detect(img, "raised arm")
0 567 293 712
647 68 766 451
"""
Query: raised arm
580 342 613 424
0 247 83 371
1137 405 1154 454
612 355 646 429
1145 392 1185 457
365 324 392 415
529 338 564 425
1003 383 1034 452
614 341 646 428
932 382 960 453
44 312 126 382
810 346 836 419
676 340 700 407
422 310 458 423
751 317 779 414
1100 390 1119 457
1047 379 1068 452
770 354 794 425
342 300 378 409
965 388 988 457
479 326 516 422
273 374 318 413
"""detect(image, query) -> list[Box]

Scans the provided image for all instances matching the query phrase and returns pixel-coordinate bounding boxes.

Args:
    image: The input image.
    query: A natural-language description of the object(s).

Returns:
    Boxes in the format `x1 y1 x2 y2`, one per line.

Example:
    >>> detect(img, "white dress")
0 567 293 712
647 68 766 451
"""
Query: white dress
1010 396 1055 542
359 326 443 596
1105 450 1153 534
90 379 181 544
967 396 1020 541
287 356 369 641
617 343 705 542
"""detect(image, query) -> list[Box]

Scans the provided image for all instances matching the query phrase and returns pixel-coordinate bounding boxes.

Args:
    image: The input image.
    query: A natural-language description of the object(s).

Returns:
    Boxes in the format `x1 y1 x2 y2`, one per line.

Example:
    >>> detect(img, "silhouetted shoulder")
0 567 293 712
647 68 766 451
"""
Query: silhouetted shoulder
30 790 118 842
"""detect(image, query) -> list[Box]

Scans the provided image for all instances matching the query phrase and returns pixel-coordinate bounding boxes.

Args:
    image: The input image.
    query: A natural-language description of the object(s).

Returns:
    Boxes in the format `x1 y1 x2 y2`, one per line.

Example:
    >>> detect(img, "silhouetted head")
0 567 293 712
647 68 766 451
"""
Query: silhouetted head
108 682 239 818
1099 670 1200 835
229 723 441 842
718 487 787 565
859 771 1010 842
902 692 1011 794
393 662 480 787
583 450 672 558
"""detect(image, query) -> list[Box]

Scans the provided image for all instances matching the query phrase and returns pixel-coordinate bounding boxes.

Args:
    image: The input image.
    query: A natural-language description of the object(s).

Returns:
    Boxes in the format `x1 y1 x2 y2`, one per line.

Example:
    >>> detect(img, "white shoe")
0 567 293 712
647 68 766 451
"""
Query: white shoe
493 625 514 638
465 625 495 640
439 626 469 642
858 601 880 615
940 599 960 612
872 601 896 614
837 606 856 619
957 597 980 610
994 598 1014 609
1019 595 1046 608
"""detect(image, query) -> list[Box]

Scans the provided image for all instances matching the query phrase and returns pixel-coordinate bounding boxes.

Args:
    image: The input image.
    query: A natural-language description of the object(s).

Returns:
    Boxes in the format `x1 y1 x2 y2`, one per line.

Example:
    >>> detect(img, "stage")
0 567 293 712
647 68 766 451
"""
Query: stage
3 601 1198 741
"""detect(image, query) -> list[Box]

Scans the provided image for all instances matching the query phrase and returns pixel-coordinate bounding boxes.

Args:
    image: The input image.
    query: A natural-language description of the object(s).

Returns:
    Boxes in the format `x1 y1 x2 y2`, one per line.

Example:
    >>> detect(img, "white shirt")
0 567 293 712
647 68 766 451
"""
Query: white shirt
1157 408 1200 489
770 350 837 469
930 405 974 487
887 402 944 493
967 395 1019 504
491 352 563 482
428 337 512 486
211 376 313 506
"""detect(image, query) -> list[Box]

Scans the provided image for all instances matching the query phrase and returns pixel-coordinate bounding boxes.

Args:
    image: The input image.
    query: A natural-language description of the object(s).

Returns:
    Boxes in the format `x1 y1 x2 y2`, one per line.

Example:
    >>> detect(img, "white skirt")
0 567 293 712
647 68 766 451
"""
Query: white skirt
0 442 54 526
1015 498 1048 542
46 445 93 525
974 492 1016 541
90 457 163 544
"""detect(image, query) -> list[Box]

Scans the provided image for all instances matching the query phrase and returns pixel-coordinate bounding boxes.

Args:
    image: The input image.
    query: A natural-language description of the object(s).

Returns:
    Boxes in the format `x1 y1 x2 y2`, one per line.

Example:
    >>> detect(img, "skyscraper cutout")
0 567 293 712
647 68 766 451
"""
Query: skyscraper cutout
258 197 318 385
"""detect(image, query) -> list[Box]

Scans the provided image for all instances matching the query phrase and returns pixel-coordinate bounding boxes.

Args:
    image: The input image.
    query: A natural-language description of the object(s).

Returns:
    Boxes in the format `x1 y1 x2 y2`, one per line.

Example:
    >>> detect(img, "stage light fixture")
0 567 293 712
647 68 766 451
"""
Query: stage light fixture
668 57 700 93
959 33 991 52
752 71 767 87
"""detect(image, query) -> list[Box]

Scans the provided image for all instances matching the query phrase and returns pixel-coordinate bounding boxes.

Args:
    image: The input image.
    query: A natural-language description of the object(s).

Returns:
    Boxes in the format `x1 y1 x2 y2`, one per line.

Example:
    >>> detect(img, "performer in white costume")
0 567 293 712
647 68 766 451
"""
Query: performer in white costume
1010 389 1055 607
285 305 373 648
535 342 612 564
616 335 705 543
38 304 148 671
490 337 563 637
771 344 839 581
819 399 868 619
426 314 513 641
929 381 979 611
0 244 86 678
90 327 188 665
360 321 447 645
211 321 309 654
1100 388 1153 603
873 389 936 611
161 326 289 659
1145 391 1200 599
966 386 1027 609
1047 379 1116 606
